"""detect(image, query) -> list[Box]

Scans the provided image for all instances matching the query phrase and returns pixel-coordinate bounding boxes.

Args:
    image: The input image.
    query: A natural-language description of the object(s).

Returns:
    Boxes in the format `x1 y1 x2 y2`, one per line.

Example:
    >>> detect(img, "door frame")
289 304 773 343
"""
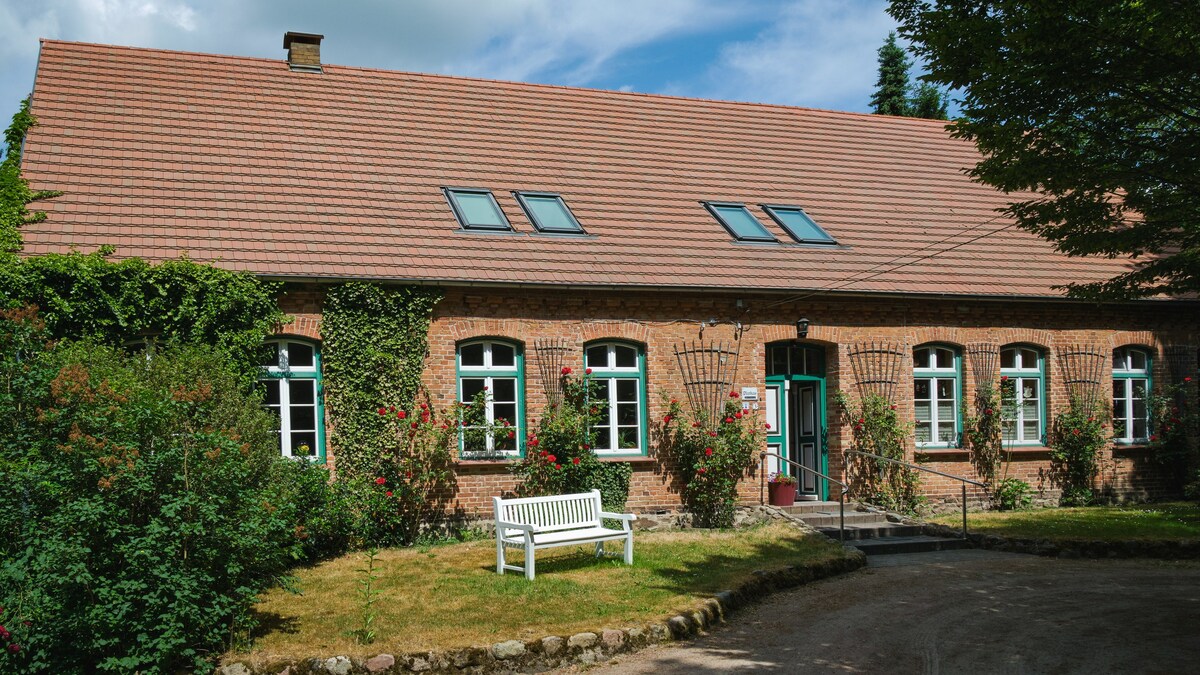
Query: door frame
764 342 828 500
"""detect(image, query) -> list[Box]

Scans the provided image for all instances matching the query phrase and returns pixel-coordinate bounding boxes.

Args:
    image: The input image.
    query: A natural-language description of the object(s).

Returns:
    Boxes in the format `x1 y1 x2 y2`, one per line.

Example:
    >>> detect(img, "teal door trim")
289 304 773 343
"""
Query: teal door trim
765 342 828 500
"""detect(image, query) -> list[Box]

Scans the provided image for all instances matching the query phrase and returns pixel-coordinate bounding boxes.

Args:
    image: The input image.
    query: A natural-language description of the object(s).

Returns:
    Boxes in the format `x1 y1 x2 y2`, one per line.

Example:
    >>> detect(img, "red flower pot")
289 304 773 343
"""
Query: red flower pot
768 482 797 507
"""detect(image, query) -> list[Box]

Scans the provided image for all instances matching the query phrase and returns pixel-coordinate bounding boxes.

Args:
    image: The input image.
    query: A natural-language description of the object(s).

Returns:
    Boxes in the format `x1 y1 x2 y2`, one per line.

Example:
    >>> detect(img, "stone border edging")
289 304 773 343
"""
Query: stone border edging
218 550 866 675
921 522 1200 559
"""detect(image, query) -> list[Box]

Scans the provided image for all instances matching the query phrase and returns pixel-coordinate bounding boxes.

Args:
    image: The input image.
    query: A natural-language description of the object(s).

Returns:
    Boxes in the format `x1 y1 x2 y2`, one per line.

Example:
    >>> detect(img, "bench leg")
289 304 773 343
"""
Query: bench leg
496 536 505 575
525 540 535 581
595 541 604 558
624 534 633 565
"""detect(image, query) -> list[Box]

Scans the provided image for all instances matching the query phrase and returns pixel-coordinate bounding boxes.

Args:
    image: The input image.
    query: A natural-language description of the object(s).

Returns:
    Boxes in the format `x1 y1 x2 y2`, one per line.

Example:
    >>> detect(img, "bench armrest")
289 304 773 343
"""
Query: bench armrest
599 512 637 521
496 520 538 533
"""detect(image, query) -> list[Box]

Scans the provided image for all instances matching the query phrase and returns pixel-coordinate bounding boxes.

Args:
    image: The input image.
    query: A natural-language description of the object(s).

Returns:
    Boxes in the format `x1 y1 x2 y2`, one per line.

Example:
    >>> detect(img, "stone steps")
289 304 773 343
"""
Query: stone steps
787 502 974 556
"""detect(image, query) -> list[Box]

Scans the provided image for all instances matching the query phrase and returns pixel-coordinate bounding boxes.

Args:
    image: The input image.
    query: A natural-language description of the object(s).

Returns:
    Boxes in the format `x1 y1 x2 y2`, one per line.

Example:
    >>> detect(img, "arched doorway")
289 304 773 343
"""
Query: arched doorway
765 342 828 500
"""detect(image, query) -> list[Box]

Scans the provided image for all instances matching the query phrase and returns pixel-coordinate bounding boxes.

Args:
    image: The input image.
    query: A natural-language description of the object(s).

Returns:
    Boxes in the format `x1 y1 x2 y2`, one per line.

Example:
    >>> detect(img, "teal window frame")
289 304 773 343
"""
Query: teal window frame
913 344 962 448
456 338 525 458
1000 345 1046 445
703 201 778 243
583 340 648 456
1112 346 1152 443
444 187 513 231
761 204 838 245
260 338 327 462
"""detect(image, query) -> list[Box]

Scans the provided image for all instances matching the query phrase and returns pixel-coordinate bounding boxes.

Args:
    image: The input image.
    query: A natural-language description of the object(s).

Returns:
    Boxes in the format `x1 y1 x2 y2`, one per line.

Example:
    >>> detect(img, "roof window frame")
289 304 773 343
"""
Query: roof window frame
761 204 838 245
513 191 586 234
702 201 778 243
443 187 513 232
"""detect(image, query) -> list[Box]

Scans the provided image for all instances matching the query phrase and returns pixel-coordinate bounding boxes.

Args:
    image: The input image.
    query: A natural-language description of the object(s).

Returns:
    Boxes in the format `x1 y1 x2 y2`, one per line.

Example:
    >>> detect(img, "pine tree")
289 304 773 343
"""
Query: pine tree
870 33 911 116
908 82 948 120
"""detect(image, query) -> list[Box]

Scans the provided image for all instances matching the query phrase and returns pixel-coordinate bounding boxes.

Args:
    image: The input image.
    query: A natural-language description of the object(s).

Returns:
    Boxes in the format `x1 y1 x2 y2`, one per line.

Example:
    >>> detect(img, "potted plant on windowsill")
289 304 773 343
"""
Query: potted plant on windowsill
767 472 798 507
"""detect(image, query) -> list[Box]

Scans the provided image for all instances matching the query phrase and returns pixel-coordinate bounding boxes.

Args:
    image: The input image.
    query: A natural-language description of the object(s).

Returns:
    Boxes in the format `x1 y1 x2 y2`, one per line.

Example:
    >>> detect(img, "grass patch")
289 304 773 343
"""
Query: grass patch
934 502 1200 542
227 523 845 664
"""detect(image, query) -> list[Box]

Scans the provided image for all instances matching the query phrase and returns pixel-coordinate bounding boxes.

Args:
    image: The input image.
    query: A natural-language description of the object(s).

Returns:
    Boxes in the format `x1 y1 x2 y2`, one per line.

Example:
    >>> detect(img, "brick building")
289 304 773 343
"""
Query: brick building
19 35 1199 516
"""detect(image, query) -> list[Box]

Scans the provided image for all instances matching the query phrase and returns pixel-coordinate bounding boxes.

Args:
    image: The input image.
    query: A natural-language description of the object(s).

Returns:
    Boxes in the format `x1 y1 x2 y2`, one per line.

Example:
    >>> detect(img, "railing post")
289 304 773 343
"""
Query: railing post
961 483 968 539
838 491 845 544
759 452 766 506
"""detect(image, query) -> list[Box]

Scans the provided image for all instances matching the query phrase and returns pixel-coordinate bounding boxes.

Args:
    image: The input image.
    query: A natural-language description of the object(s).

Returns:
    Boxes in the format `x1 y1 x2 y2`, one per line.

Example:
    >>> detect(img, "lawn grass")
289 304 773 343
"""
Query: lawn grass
227 523 846 664
933 502 1200 542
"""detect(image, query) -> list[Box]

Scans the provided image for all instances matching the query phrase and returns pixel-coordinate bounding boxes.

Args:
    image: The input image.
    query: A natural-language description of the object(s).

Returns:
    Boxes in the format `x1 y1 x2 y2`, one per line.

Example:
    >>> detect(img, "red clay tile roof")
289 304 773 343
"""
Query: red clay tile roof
20 39 1138 298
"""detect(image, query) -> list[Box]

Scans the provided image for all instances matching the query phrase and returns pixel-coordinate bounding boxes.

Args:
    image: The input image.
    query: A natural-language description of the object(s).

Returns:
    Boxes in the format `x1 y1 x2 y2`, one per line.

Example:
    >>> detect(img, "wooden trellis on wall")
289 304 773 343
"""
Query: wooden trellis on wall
966 342 1000 411
1055 345 1107 412
674 341 740 425
534 338 572 409
1165 344 1197 384
847 341 907 401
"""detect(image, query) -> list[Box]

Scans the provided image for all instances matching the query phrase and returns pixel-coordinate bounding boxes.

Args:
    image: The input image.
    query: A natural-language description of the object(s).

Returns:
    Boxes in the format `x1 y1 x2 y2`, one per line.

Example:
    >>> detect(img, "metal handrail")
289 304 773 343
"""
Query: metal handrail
847 450 984 539
759 451 849 544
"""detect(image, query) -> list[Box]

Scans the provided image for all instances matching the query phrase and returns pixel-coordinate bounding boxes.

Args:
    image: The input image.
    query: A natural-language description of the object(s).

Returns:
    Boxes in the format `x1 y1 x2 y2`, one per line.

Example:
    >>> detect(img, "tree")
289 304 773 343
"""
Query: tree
909 81 949 120
870 32 912 116
890 1 1200 299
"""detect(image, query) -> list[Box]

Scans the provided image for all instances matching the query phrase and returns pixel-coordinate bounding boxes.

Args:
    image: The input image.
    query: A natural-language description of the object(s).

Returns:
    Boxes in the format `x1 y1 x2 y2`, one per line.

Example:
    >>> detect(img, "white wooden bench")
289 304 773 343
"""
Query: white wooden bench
493 489 636 580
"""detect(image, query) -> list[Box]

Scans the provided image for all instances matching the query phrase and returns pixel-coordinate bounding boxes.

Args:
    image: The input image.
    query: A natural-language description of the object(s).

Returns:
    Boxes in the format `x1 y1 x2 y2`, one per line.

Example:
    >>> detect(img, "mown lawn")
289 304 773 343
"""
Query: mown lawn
934 502 1200 541
227 523 846 665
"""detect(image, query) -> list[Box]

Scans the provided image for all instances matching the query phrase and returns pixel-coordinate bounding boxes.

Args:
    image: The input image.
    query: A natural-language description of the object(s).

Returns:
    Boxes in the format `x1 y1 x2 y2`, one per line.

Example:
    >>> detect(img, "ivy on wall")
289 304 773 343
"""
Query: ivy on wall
321 282 443 477
0 250 285 376
2 97 61 261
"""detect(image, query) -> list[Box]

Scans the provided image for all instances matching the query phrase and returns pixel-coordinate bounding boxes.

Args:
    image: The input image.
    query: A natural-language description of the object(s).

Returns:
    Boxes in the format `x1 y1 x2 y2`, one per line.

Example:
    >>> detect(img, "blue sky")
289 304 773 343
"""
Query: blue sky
0 0 916 125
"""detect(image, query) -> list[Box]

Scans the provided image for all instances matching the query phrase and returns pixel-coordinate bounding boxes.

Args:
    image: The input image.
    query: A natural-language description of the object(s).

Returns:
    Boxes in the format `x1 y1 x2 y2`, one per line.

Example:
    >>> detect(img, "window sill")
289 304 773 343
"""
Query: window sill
1112 443 1153 453
454 455 657 467
914 447 969 457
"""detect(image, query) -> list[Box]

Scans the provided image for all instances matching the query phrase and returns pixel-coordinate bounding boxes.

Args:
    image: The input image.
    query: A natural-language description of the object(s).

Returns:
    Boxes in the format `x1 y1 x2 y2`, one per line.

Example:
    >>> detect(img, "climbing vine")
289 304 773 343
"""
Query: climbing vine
321 282 443 477
836 391 923 514
2 97 61 260
1047 399 1108 506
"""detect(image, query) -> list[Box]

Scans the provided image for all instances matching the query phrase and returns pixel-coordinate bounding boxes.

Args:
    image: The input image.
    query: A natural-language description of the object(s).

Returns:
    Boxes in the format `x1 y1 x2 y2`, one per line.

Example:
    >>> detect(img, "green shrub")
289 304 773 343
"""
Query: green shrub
994 477 1033 511
837 391 923 514
1047 400 1107 506
0 307 304 673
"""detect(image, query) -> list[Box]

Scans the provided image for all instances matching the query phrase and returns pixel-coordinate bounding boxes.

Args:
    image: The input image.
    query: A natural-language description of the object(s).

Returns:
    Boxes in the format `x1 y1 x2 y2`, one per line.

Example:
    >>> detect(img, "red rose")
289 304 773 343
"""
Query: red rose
530 438 540 447
708 431 718 437
692 422 701 428
985 408 993 415
377 407 386 415
729 391 740 398
406 471 413 479
573 457 581 465
858 418 865 424
1150 434 1159 441
419 402 428 410
410 421 418 429
890 405 897 410
1001 375 1009 381
7 644 18 654
663 415 672 424
547 455 557 463
389 406 396 412
397 410 407 419
385 491 393 497
539 450 547 457
735 412 743 419
724 417 734 423
508 430 516 439
561 366 572 375
582 443 590 449
1187 377 1194 383
375 477 386 485
585 368 593 374
483 386 489 391
670 398 678 404
705 447 713 457
697 467 707 474
555 464 562 470
765 423 771 429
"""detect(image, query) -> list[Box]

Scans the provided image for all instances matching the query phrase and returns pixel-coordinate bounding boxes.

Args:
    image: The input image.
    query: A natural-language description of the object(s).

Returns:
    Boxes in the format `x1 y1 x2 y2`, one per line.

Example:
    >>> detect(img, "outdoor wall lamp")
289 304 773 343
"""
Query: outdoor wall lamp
796 317 810 339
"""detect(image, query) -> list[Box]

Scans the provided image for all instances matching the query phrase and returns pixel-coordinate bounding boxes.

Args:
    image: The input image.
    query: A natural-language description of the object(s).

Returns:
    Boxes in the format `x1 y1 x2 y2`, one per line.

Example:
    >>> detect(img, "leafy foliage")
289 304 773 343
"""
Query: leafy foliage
993 477 1033 511
1047 400 1108 506
890 0 1200 298
1147 381 1199 496
963 382 1004 486
510 371 633 512
1 97 61 261
320 282 442 477
870 32 913 116
0 308 304 673
660 392 762 528
836 391 923 514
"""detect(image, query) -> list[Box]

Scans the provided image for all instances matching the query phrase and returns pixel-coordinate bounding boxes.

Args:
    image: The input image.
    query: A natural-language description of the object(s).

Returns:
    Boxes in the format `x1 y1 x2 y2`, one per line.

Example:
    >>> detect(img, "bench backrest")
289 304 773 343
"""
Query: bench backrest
494 490 602 532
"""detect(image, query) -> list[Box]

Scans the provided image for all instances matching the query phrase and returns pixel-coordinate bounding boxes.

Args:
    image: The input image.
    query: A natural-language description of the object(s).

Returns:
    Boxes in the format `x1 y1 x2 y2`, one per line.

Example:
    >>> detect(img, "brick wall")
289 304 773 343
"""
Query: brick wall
277 283 1198 518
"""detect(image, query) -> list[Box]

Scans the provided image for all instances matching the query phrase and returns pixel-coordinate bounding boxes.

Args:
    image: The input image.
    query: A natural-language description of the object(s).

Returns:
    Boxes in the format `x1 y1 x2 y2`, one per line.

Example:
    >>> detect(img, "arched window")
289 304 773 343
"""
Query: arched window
1113 347 1151 443
584 341 647 455
1000 345 1045 444
913 344 961 447
260 338 325 460
457 339 523 458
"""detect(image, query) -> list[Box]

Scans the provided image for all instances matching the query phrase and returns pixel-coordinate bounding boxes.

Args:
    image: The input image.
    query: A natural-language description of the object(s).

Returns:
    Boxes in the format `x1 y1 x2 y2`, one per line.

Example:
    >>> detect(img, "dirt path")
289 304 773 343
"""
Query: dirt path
564 549 1200 674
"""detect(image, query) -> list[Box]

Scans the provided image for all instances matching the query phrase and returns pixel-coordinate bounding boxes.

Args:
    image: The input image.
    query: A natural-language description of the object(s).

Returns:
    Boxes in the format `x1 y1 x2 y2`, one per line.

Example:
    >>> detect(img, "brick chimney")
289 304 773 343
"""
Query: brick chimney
283 32 324 73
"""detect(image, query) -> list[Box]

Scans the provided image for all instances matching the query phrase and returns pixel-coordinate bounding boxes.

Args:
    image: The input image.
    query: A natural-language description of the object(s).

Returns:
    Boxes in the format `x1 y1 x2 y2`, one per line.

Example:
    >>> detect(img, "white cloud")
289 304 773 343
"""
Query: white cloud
677 0 897 110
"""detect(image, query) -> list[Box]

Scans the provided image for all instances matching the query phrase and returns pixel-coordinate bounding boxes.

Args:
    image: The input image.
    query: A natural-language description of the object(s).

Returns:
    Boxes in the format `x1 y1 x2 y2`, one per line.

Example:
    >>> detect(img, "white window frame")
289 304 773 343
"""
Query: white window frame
457 339 522 458
1112 347 1151 443
584 341 646 455
913 345 960 448
1000 346 1045 445
260 339 324 460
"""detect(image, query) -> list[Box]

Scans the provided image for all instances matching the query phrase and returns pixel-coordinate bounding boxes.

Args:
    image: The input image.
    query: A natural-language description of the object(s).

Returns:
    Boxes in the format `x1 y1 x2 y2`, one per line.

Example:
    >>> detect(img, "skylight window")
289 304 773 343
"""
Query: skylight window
515 192 584 233
763 205 837 245
444 188 512 231
703 202 777 242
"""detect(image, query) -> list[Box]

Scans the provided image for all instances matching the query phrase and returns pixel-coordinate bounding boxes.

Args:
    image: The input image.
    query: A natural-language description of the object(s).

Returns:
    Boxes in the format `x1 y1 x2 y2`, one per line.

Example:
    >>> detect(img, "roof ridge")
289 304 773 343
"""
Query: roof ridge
38 38 953 125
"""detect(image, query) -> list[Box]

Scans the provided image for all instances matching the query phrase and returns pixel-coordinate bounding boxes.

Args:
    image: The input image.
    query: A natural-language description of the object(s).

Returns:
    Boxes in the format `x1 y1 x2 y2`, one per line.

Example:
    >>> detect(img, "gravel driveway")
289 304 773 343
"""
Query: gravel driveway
567 549 1200 674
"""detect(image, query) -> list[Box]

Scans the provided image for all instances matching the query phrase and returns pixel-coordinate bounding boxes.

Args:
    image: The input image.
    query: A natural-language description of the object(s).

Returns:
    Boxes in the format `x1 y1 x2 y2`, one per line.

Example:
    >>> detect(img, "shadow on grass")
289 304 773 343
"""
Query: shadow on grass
245 609 301 640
